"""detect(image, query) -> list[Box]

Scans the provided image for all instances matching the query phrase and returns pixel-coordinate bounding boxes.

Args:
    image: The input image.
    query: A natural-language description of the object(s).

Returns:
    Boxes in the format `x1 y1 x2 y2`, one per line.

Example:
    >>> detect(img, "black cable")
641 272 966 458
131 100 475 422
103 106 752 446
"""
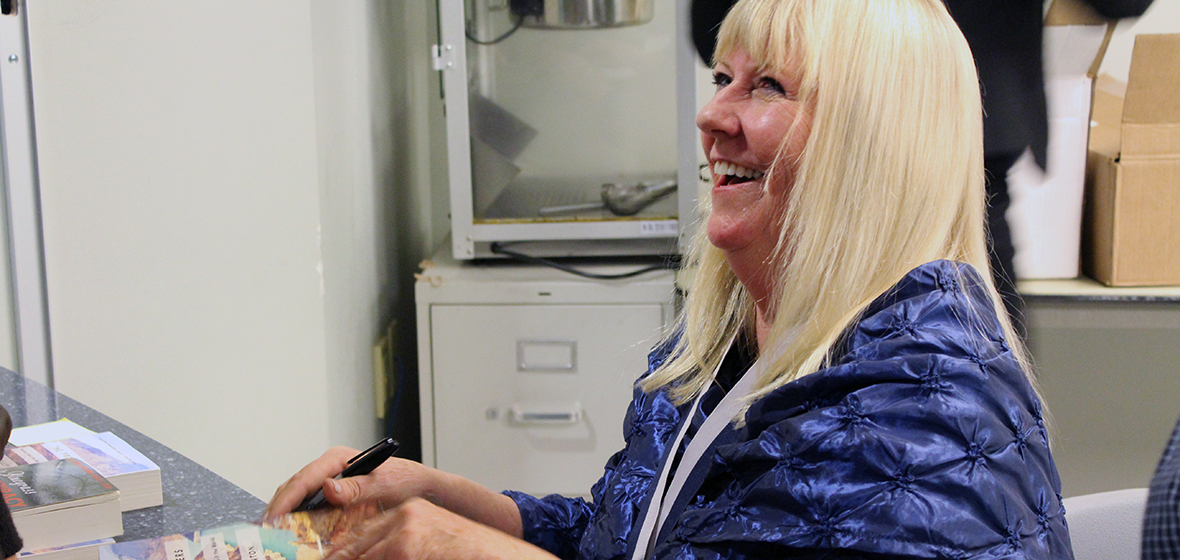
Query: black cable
466 12 524 45
490 242 675 280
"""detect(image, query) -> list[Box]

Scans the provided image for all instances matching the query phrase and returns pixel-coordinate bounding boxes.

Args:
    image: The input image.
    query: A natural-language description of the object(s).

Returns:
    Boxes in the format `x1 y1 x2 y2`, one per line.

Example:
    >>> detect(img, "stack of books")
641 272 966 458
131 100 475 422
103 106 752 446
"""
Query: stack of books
0 458 123 553
4 432 163 511
3 422 165 560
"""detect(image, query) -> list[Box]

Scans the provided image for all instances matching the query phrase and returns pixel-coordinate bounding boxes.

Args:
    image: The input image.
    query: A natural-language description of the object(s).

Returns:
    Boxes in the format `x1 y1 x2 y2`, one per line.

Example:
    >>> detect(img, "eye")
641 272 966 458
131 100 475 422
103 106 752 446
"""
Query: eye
758 77 786 95
711 71 733 90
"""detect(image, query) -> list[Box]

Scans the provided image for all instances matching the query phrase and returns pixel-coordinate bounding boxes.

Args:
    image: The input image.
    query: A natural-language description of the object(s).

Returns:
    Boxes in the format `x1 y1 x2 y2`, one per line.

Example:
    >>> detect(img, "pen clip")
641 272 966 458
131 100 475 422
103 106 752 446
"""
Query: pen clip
348 437 394 465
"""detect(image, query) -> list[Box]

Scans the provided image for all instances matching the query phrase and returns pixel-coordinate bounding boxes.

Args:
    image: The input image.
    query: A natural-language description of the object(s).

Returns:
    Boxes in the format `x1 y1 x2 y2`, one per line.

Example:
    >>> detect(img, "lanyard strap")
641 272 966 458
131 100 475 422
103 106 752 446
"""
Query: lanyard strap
628 363 715 560
631 337 763 560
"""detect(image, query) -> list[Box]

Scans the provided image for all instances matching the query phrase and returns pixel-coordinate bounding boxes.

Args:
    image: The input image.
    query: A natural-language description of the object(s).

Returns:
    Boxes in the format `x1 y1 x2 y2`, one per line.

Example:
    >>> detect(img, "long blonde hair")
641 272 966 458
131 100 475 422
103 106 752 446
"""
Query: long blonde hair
643 0 1028 405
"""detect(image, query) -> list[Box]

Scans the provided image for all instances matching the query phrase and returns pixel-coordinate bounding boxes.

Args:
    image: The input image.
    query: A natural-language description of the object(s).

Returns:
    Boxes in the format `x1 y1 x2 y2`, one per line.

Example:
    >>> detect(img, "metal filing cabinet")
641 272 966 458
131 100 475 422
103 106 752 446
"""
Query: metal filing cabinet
415 251 675 496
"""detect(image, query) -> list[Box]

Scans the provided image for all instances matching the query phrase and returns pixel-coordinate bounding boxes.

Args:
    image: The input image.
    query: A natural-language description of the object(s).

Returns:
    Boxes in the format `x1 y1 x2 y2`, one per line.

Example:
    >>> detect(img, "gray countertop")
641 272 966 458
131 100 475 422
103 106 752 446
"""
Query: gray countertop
1 368 265 541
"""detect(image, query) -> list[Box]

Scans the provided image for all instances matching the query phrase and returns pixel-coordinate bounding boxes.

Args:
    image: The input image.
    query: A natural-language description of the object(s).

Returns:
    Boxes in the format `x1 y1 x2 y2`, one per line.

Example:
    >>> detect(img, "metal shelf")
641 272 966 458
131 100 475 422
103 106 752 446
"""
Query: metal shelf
1019 277 1180 303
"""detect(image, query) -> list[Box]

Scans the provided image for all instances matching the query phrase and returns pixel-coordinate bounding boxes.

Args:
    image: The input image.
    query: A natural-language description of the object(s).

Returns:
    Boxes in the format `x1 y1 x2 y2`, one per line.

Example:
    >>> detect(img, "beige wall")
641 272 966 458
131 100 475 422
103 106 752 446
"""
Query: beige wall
1100 0 1180 82
26 0 396 499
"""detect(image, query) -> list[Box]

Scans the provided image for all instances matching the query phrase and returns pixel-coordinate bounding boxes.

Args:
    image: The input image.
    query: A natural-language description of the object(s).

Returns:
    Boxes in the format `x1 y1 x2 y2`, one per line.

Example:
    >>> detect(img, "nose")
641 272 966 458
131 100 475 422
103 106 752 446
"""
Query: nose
696 89 740 139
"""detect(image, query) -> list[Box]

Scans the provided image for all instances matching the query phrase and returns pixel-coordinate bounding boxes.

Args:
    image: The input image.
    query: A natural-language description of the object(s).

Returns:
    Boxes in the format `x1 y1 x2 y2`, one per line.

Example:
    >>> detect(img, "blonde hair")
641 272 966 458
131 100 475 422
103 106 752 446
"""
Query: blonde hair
644 0 1029 406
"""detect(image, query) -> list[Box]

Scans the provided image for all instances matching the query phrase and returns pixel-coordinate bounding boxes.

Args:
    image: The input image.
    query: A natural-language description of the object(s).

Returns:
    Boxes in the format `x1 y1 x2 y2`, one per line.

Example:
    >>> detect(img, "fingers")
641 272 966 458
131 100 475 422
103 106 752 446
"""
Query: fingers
323 499 441 560
264 446 358 520
323 499 559 560
321 478 355 507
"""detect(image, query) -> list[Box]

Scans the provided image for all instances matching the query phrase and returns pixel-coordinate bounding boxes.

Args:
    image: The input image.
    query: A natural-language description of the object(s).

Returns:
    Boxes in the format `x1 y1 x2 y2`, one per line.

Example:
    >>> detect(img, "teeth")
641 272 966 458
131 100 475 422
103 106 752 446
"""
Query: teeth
713 161 764 180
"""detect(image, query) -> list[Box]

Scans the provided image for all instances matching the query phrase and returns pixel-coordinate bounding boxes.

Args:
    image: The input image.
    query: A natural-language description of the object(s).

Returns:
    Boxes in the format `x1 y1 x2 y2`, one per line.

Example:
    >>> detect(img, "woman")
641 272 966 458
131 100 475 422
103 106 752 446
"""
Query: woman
266 0 1071 557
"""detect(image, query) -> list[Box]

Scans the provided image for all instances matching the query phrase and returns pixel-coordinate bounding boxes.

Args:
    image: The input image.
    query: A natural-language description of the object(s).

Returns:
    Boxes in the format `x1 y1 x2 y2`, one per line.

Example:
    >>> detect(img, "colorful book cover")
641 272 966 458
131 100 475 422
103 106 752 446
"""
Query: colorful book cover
3 433 158 477
1 457 118 514
98 506 379 560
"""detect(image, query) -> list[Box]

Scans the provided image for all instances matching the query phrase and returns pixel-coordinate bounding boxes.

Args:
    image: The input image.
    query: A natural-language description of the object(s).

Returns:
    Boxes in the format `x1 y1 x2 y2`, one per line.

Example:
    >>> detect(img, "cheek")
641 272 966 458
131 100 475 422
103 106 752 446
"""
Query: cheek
768 116 812 195
700 132 715 157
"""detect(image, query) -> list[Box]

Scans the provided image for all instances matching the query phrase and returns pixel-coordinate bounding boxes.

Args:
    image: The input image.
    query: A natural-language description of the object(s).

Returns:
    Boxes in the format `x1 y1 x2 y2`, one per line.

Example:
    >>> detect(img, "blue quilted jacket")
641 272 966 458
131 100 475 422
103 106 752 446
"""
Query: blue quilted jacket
506 261 1073 559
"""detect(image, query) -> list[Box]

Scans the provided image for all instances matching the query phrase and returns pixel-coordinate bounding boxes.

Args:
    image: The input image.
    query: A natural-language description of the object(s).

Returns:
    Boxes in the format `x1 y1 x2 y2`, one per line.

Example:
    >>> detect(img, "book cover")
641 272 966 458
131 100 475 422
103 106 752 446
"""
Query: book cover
3 432 162 511
2 458 117 513
18 538 115 560
98 506 380 560
0 458 123 551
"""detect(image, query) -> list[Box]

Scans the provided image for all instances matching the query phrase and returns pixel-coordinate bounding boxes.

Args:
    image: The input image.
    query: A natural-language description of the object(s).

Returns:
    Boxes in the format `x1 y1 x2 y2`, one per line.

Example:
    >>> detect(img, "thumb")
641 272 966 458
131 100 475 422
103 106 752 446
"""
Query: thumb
322 477 361 506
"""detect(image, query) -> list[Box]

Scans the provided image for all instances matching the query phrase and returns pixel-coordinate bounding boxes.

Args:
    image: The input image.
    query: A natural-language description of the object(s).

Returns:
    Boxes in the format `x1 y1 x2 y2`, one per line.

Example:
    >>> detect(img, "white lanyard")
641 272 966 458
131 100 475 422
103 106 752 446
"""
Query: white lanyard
630 338 765 560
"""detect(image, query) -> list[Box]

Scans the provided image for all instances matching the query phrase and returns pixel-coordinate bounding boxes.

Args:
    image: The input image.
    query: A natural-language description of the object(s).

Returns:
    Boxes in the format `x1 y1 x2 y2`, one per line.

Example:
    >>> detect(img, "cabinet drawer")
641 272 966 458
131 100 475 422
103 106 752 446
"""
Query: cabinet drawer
429 303 665 496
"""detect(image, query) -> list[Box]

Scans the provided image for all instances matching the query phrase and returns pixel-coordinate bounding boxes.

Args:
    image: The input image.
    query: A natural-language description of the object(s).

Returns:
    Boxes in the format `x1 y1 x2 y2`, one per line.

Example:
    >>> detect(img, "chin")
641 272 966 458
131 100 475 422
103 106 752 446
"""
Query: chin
705 220 751 253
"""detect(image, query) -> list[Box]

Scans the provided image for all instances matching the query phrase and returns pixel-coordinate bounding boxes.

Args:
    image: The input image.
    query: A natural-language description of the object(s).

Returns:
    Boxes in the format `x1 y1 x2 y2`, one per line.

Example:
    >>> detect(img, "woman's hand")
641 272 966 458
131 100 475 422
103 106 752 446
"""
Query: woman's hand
265 446 526 540
324 498 557 560
265 447 441 520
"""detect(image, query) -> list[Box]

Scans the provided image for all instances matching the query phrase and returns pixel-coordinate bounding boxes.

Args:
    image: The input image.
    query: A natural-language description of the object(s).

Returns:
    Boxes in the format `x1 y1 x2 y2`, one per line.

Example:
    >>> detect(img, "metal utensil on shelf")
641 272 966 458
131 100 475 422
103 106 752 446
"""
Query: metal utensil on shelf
601 179 677 216
538 179 677 217
511 0 655 29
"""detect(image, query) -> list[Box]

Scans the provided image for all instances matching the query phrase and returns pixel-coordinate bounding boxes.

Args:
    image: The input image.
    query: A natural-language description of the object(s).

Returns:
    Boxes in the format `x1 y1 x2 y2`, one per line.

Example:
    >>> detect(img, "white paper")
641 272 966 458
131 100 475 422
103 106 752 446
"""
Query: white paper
7 419 96 447
1007 24 1110 279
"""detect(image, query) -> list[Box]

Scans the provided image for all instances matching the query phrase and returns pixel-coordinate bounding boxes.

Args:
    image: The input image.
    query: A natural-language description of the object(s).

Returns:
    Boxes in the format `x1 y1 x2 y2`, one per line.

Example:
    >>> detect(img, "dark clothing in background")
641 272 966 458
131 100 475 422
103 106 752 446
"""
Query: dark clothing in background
1 404 24 557
0 502 20 558
944 3 1050 325
1145 416 1180 559
942 0 1152 338
690 0 1154 339
984 153 1024 339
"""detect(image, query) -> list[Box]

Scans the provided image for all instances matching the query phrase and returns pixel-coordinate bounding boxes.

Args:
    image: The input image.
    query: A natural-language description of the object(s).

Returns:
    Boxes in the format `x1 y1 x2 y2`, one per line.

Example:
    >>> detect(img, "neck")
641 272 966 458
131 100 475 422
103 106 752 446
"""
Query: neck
754 307 772 354
724 253 778 354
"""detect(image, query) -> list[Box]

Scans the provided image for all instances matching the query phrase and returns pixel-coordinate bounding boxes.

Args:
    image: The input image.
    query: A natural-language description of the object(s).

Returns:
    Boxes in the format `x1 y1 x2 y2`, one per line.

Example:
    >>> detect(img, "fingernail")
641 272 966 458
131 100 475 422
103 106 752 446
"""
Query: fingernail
328 479 341 494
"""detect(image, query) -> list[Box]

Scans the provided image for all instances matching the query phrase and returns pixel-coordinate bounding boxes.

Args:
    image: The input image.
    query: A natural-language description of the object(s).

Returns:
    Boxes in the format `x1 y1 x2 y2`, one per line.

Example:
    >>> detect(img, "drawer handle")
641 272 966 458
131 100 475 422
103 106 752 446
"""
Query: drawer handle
509 403 582 425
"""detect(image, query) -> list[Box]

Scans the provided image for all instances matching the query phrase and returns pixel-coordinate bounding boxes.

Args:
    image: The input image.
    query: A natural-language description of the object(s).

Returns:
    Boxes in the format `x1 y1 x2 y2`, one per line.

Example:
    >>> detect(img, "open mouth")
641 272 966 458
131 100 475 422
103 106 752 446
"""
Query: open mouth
713 161 765 186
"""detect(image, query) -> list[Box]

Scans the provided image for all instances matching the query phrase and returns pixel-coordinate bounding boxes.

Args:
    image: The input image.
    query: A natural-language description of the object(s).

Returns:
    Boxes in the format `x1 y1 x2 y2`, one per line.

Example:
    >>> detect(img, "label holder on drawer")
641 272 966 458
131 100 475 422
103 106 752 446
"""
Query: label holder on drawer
517 340 577 372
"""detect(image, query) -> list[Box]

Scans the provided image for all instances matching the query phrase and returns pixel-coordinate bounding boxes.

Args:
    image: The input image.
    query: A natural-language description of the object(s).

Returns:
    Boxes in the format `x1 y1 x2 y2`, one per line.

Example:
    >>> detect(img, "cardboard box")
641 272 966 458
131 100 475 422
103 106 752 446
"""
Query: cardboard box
1083 34 1180 286
1006 0 1115 279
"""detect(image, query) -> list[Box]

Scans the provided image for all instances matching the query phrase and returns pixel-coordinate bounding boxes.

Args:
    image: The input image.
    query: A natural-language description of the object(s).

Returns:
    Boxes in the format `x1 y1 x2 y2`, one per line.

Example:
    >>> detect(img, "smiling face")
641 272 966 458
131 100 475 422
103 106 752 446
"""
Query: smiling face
697 47 813 302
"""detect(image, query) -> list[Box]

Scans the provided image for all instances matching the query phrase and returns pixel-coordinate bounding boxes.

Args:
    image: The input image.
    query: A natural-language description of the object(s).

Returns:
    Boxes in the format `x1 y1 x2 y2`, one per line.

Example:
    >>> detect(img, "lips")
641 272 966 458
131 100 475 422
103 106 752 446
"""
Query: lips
712 161 765 186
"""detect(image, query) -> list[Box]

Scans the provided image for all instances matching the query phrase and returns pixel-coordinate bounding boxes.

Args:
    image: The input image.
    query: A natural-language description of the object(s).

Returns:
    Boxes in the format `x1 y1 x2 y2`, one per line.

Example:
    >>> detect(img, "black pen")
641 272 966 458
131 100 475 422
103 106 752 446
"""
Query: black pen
293 437 399 512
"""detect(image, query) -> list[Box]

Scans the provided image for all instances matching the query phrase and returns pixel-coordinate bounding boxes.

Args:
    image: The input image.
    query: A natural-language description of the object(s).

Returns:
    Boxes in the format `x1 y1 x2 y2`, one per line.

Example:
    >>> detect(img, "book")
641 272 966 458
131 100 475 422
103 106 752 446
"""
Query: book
4 432 163 511
0 458 123 552
97 506 380 560
8 421 95 448
18 539 115 560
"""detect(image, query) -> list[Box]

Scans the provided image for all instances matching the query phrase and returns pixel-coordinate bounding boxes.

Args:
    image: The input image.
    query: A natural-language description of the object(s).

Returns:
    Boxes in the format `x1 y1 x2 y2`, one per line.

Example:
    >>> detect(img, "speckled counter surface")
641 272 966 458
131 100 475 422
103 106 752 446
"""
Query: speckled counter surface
1 368 265 541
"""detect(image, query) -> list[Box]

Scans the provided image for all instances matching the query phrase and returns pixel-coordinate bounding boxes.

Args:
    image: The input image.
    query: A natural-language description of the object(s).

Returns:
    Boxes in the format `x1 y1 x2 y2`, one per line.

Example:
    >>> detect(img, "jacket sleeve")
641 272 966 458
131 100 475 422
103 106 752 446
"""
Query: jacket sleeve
504 491 595 560
1083 0 1154 19
504 445 628 560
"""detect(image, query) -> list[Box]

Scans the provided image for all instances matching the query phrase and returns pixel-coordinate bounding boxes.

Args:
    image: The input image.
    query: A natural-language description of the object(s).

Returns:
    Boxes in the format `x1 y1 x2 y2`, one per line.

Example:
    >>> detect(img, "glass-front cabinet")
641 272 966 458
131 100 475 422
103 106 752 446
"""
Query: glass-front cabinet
435 0 699 259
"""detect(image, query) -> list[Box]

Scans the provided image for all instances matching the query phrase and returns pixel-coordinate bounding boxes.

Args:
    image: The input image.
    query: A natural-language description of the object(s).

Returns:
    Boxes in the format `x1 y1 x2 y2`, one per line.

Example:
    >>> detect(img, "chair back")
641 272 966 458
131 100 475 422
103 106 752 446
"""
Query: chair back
1063 488 1149 560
